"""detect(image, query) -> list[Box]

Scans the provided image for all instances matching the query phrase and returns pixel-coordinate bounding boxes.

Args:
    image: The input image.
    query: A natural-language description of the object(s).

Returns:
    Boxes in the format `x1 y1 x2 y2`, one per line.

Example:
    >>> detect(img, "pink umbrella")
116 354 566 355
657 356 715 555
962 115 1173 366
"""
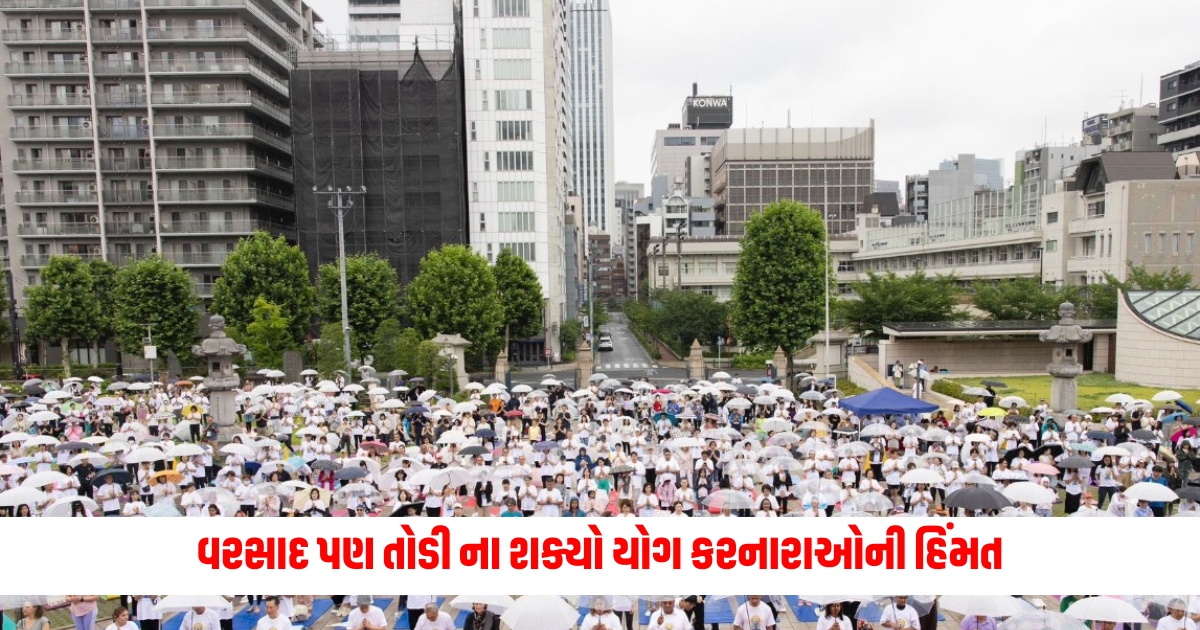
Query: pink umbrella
1024 462 1059 476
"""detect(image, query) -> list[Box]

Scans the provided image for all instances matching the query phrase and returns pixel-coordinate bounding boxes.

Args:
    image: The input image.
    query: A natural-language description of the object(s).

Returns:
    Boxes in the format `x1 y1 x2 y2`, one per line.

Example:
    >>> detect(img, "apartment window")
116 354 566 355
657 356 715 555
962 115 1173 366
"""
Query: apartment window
663 136 696 147
701 136 721 146
1014 246 1024 261
479 29 486 49
479 211 486 232
1045 240 1057 253
492 0 528 17
494 59 531 80
1169 80 1178 89
498 212 534 232
472 0 479 17
1144 232 1152 254
1046 211 1059 224
493 28 531 49
1189 232 1196 256
499 242 535 261
486 243 493 263
469 121 476 141
474 59 481 80
495 89 532 111
496 120 532 141
1160 232 1167 253
697 261 717 275
1086 201 1105 218
496 150 533 171
1173 232 1181 255
481 91 488 111
944 253 954 266
483 152 490 171
497 181 534 202
837 260 855 272
682 263 691 275
723 261 737 274
471 182 479 202
996 248 1007 262
970 250 980 264
1107 234 1113 258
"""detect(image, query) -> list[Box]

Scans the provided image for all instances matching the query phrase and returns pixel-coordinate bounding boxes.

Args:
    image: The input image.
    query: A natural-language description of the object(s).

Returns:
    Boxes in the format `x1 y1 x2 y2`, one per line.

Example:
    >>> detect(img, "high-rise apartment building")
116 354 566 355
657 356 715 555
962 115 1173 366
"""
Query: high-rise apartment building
1158 60 1200 155
346 0 454 50
568 0 614 241
1102 105 1162 153
0 0 325 303
464 0 572 363
711 125 875 236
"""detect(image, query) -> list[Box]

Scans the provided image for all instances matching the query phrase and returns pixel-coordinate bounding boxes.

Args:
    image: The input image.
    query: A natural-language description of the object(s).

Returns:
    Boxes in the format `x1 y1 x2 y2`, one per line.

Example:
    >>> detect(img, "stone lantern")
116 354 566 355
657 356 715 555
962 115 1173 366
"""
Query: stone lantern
1039 302 1092 412
192 314 246 447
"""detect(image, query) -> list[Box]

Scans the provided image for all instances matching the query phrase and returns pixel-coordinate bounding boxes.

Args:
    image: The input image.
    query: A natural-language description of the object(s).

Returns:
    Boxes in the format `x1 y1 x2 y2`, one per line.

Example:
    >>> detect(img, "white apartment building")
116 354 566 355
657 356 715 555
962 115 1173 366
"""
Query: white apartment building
346 0 455 50
464 0 572 361
567 0 614 242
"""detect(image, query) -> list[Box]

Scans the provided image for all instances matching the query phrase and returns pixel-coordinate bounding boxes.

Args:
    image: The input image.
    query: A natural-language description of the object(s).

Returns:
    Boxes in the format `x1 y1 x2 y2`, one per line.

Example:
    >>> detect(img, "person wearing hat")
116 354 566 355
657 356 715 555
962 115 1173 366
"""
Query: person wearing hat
581 599 621 630
1157 600 1197 630
346 597 385 630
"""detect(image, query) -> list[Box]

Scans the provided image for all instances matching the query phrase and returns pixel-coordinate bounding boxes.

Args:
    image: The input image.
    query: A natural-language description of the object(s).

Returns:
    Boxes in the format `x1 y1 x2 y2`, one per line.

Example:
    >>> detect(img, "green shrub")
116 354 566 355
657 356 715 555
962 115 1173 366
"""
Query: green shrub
931 378 964 399
731 351 774 370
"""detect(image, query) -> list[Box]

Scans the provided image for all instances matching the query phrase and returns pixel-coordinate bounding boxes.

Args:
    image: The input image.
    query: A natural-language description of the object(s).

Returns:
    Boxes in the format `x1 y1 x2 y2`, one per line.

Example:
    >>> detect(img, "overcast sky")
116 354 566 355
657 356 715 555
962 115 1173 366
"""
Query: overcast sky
309 0 1196 188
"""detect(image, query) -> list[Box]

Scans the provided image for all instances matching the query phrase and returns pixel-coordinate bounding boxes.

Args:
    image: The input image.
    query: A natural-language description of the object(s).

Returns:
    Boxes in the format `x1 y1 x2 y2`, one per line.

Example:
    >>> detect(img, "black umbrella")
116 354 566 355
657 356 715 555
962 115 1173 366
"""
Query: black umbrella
475 429 496 439
459 446 489 457
1087 430 1116 443
981 380 1007 388
94 468 133 485
408 377 426 384
1176 487 1200 502
1002 448 1033 464
10 401 29 410
310 459 342 472
23 386 45 397
1031 443 1064 460
335 467 370 481
1058 456 1093 469
944 487 1012 511
1131 429 1159 442
389 502 424 517
55 441 93 452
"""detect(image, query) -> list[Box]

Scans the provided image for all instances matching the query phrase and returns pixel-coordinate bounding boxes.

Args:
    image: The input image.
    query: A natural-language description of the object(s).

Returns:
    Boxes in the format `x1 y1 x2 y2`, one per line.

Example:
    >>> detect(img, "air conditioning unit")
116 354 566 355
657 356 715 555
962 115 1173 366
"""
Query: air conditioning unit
87 214 98 223
131 222 144 234
81 119 92 129
138 117 148 125
81 87 90 96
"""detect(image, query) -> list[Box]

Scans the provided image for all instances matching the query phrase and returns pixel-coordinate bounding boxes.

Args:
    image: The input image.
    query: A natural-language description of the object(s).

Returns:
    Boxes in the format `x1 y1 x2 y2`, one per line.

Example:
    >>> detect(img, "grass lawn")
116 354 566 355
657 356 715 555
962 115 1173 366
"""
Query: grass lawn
945 373 1200 412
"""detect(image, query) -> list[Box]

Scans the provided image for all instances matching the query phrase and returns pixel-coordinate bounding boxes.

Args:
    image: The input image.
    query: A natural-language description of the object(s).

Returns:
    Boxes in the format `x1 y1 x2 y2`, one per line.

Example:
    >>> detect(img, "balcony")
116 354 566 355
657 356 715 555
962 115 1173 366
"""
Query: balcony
18 222 100 236
0 0 84 8
15 190 98 204
105 221 156 235
7 94 91 108
4 60 89 76
157 187 294 210
1067 214 1109 234
91 27 143 43
148 58 289 97
152 123 291 152
156 154 293 182
0 28 88 44
103 189 155 204
160 219 287 235
1158 125 1200 148
145 26 293 71
194 281 214 297
9 125 93 140
143 0 298 50
100 157 151 172
151 90 290 124
95 93 148 108
12 158 95 173
1159 100 1200 126
166 251 231 266
92 60 144 76
22 252 102 267
99 124 150 140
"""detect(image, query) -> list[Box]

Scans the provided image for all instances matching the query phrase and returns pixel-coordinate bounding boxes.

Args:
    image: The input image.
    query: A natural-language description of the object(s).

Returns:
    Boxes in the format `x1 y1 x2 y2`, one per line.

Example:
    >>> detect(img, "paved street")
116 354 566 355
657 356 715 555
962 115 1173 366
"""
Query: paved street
592 313 687 384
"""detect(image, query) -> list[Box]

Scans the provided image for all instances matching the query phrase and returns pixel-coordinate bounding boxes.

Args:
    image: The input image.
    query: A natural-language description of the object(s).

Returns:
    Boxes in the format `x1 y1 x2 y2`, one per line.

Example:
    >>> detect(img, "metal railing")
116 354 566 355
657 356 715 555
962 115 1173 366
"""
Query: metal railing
0 28 88 43
4 60 89 74
15 190 98 204
10 125 93 140
147 57 289 96
103 189 155 204
151 123 291 152
156 187 294 209
95 93 148 108
18 222 100 236
22 252 102 267
7 94 91 107
150 90 290 122
145 26 292 71
100 157 151 172
155 155 293 181
160 219 284 234
12 158 95 172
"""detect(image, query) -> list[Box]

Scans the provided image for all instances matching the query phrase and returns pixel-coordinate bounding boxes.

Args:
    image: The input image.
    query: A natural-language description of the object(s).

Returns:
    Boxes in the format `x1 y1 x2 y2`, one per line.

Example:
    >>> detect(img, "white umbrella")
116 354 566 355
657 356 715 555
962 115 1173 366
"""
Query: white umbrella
724 398 752 410
22 435 60 448
860 424 895 438
342 384 365 393
934 596 1034 618
449 595 517 612
512 384 533 394
1122 481 1178 503
219 443 257 458
465 382 485 391
999 612 1090 630
0 596 64 609
437 430 468 445
0 487 48 508
1093 446 1131 459
997 396 1027 408
1001 482 1056 505
0 432 30 445
166 443 205 458
501 596 579 630
1152 390 1184 402
710 371 731 380
156 595 236 612
43 496 99 517
367 387 390 397
426 467 474 491
899 469 943 485
20 471 69 488
761 419 792 433
69 453 110 467
418 390 439 402
126 447 167 464
1064 597 1147 624
1105 393 1135 406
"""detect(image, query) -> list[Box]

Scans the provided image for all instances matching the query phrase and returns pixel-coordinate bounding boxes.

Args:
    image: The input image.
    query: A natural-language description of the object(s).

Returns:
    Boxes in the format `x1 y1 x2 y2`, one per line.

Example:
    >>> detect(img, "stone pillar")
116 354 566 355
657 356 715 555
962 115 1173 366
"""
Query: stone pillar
577 342 594 386
282 350 303 383
687 339 705 380
1039 302 1093 413
773 346 787 382
190 314 246 448
494 347 509 384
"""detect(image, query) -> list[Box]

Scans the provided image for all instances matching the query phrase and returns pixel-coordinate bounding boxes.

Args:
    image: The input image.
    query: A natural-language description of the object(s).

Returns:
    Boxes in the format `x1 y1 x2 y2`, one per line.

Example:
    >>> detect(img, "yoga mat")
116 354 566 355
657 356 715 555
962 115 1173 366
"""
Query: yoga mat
783 597 820 622
334 600 392 628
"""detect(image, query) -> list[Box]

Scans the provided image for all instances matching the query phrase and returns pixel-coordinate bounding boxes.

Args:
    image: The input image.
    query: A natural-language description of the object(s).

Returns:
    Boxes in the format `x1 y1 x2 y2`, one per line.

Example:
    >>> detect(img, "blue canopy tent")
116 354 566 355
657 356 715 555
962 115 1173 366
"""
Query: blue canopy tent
839 387 939 416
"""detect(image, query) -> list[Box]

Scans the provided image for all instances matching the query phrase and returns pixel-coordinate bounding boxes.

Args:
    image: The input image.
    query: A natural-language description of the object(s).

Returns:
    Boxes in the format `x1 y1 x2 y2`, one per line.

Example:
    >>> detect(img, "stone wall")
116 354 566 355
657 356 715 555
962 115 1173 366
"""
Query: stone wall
1115 295 1200 388
877 336 1114 377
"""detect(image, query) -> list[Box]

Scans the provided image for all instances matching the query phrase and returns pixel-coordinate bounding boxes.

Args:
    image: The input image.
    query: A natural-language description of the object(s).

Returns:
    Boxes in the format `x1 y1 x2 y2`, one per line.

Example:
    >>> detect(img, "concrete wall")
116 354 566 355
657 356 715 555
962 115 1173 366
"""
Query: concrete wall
878 334 1113 378
1115 294 1200 388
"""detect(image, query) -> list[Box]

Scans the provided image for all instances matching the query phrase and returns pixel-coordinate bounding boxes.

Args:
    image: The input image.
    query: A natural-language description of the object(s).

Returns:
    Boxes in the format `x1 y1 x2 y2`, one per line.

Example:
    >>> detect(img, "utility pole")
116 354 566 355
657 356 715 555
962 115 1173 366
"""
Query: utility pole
824 210 832 387
3 258 21 378
588 245 596 345
674 228 686 290
314 185 366 382
141 323 156 382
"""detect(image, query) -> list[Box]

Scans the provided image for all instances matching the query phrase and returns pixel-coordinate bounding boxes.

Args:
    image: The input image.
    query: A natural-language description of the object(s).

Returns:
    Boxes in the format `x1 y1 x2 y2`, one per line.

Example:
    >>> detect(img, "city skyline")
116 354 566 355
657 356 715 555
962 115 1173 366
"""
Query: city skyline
308 0 1197 190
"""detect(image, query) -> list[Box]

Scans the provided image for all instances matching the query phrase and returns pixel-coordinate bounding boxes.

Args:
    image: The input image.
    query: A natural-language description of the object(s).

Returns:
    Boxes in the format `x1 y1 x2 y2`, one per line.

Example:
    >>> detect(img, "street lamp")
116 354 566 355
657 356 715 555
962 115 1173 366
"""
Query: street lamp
673 227 687 290
824 210 833 385
313 185 367 380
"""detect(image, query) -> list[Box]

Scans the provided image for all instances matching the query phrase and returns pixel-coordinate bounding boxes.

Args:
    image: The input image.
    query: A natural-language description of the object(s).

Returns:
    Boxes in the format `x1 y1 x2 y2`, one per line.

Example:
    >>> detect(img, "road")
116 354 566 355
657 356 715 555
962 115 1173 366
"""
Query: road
593 313 685 382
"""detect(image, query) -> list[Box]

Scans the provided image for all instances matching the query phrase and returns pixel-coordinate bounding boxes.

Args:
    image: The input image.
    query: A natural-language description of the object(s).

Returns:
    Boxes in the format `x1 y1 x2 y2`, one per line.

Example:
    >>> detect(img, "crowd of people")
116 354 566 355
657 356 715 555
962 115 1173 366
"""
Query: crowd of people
1 369 1198 518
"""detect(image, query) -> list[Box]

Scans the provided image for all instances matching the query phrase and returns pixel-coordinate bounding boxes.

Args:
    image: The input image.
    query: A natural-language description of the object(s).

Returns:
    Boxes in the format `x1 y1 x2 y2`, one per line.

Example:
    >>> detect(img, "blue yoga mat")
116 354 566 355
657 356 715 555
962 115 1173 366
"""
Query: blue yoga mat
393 598 446 630
3 614 15 630
703 598 739 625
856 602 944 623
783 597 820 622
298 600 336 629
161 606 258 630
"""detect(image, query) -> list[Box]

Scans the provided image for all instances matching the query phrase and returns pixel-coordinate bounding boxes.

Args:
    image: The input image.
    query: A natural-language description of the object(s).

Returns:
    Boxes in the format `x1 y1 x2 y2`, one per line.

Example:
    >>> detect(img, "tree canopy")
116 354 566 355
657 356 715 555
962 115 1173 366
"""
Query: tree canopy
1084 263 1195 320
112 254 199 360
972 277 1082 321
493 249 544 340
840 270 962 337
237 297 294 369
24 255 103 377
212 232 314 345
647 289 728 356
405 245 504 365
730 200 829 366
316 253 402 358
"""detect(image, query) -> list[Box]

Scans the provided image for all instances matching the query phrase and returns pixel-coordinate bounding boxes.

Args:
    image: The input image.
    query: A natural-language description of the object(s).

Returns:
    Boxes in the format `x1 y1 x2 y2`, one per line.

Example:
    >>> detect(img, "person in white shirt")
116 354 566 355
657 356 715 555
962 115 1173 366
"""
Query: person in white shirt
413 605 454 630
346 596 387 630
816 602 853 630
105 606 139 630
646 598 690 630
580 600 622 630
256 597 293 630
880 597 922 630
133 597 162 630
1158 601 1197 630
179 606 221 630
180 482 204 517
95 475 123 516
122 489 148 517
537 478 564 517
734 596 776 630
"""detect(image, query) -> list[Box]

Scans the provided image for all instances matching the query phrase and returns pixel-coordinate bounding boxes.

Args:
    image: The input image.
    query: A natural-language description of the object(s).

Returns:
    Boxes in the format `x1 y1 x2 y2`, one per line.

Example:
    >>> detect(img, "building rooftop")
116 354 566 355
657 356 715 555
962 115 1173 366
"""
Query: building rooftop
1072 152 1179 191
1125 290 1200 340
883 319 1117 337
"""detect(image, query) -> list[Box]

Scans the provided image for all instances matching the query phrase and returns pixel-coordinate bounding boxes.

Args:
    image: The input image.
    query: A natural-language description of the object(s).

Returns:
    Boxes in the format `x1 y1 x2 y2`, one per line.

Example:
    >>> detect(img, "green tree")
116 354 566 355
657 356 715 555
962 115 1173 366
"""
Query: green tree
87 259 118 365
371 318 405 372
559 319 583 355
649 289 729 355
24 256 103 377
840 270 962 337
212 232 314 345
492 249 544 341
394 327 425 376
112 255 199 362
730 200 829 382
316 254 402 358
404 245 504 366
972 278 1082 321
237 297 294 369
313 322 346 376
1084 262 1195 320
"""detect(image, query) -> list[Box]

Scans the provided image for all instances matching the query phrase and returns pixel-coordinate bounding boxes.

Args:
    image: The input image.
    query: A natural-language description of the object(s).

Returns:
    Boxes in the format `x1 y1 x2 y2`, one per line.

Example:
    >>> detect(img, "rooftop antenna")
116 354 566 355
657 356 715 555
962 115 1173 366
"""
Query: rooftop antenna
1139 75 1144 106
787 109 791 128
1113 89 1129 110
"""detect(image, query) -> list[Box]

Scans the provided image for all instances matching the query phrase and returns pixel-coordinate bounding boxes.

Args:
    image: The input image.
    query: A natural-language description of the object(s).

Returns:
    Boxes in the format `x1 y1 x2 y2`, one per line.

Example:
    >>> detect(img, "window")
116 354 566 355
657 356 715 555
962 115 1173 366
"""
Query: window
1144 232 1152 254
474 59 481 80
471 182 478 202
1173 232 1181 255
499 242 535 261
469 122 476 141
494 58 531 80
1014 246 1024 261
1046 211 1059 224
472 0 479 16
1160 232 1167 253
486 243 493 263
492 0 528 17
996 247 1007 262
1045 240 1057 253
483 152 490 171
697 261 717 275
663 136 696 147
722 262 737 274
970 250 980 264
498 212 534 232
481 91 488 111
1169 80 1178 89
495 89 532 110
479 29 486 49
837 260 855 272
479 211 485 232
496 150 533 171
497 181 534 202
1086 201 1105 218
700 136 720 146
1189 232 1196 256
496 120 532 141
493 28 531 49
